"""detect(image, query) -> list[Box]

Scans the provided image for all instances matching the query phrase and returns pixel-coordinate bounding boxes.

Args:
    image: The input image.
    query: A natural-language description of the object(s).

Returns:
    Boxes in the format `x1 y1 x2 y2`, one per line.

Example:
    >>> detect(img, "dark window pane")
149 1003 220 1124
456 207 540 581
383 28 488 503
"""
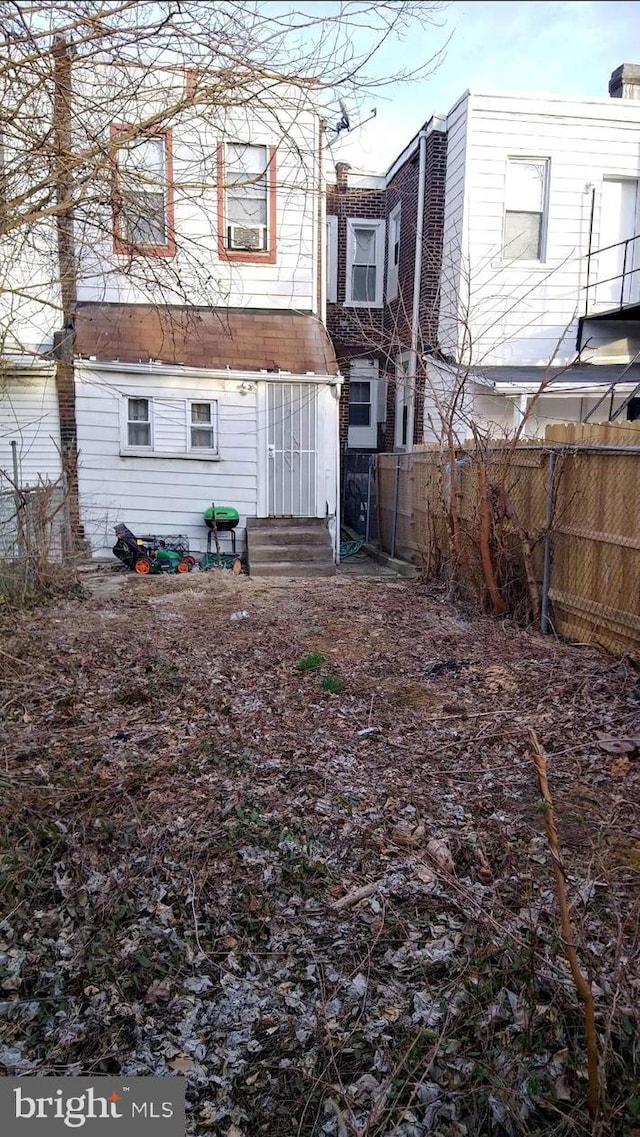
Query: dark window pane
350 380 371 404
352 264 376 303
504 211 542 260
191 426 214 448
128 398 148 421
349 403 371 426
128 422 150 447
122 192 166 246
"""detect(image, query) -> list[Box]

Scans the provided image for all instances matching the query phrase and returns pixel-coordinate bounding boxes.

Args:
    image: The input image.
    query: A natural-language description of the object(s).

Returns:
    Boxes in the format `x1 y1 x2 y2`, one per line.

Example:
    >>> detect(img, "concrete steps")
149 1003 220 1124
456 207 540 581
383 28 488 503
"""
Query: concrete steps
247 517 336 578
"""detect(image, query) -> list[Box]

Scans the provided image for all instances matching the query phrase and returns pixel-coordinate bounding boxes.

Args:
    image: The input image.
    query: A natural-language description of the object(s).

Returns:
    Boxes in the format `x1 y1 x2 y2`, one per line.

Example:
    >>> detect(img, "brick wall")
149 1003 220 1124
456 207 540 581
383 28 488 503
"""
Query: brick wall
327 127 448 453
382 129 448 448
326 165 387 448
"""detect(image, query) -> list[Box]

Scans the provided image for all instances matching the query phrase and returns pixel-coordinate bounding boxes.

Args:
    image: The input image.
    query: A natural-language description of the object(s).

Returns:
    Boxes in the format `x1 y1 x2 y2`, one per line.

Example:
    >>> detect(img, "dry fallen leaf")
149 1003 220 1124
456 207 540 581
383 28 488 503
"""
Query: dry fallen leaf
391 821 425 848
381 1005 401 1022
168 1054 195 1074
609 757 632 779
598 736 637 755
426 837 455 873
415 863 436 884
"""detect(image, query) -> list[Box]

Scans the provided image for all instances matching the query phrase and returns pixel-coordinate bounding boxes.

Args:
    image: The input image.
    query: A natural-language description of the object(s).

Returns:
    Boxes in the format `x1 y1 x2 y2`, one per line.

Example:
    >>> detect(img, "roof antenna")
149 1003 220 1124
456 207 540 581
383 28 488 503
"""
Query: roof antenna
327 99 376 137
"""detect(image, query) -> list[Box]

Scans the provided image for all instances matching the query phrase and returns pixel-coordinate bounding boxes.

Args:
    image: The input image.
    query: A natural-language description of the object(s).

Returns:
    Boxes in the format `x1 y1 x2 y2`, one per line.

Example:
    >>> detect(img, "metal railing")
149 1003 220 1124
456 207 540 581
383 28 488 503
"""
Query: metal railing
584 232 640 316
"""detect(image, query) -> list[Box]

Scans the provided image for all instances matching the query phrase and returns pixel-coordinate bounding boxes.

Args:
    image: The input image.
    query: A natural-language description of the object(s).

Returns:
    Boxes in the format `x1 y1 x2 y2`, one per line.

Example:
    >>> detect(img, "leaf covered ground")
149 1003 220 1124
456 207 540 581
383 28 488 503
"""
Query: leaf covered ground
1 569 639 1137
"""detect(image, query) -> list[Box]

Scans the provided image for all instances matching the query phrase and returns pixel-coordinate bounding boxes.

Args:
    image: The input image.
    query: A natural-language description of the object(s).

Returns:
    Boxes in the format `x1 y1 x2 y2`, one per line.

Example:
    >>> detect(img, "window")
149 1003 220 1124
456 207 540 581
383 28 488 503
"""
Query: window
122 397 219 457
127 398 151 447
217 142 277 262
349 380 372 427
347 358 379 449
326 215 338 303
503 158 549 261
113 127 175 256
387 204 401 300
190 402 216 449
346 219 385 307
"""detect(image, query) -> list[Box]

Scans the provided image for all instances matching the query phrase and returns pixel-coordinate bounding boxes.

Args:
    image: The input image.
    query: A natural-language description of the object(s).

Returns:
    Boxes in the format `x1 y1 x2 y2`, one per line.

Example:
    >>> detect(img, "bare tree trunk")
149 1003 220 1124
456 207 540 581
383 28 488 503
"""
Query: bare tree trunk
530 730 600 1118
477 460 505 613
52 36 82 547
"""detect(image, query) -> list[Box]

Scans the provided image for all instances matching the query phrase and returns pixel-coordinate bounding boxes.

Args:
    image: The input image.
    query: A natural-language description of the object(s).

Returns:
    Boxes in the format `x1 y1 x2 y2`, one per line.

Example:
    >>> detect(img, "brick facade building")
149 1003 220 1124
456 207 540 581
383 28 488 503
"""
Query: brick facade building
326 120 447 453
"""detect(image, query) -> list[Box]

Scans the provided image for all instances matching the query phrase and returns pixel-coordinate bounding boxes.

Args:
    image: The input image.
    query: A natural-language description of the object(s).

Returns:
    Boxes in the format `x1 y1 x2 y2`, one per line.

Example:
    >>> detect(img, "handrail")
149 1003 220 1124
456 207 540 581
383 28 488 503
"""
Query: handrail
584 232 640 316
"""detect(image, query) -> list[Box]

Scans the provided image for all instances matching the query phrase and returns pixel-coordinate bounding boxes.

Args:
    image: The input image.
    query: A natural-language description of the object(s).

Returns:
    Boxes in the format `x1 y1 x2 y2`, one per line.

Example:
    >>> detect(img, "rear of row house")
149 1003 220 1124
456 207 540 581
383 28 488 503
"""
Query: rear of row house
328 63 640 454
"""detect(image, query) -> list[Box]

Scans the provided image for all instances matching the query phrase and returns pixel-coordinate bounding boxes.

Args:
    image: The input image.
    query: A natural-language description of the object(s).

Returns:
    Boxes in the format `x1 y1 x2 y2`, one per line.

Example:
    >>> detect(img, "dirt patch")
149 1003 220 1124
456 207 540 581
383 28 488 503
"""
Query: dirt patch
0 576 638 1136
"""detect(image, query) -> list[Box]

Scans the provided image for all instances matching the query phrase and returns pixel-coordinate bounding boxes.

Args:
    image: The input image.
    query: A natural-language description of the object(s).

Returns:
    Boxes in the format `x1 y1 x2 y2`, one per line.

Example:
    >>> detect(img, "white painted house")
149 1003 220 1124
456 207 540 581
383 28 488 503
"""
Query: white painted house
433 64 640 438
0 60 340 566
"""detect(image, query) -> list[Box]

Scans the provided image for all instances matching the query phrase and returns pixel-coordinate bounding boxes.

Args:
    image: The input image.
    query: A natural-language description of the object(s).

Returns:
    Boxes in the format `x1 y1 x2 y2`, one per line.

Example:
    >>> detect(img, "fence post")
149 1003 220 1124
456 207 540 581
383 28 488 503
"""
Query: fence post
540 450 557 634
365 455 373 546
391 458 400 559
11 440 24 559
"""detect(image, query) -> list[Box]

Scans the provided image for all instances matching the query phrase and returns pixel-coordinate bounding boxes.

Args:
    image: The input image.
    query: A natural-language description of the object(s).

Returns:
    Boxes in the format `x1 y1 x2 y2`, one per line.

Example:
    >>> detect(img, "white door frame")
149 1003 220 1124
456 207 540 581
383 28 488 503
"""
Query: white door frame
257 377 337 519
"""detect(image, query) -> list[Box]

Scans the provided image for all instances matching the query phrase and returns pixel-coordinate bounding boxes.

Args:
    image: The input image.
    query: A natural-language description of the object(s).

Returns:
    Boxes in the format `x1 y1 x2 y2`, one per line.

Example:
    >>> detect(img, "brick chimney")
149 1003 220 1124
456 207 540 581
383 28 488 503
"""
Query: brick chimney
609 63 640 99
335 161 351 190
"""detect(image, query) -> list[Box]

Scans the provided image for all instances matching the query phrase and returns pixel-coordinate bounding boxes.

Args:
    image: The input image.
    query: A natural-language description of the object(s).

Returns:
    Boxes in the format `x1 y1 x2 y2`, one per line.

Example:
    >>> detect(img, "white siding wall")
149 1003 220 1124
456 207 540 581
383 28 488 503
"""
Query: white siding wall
450 92 640 367
76 365 258 557
0 69 321 359
437 94 469 357
75 71 321 314
0 371 62 486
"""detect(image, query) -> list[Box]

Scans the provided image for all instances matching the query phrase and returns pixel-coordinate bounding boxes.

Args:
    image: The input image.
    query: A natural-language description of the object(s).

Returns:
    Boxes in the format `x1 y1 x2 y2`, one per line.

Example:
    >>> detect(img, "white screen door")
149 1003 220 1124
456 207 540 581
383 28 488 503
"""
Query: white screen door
596 179 639 306
394 353 411 449
267 382 318 516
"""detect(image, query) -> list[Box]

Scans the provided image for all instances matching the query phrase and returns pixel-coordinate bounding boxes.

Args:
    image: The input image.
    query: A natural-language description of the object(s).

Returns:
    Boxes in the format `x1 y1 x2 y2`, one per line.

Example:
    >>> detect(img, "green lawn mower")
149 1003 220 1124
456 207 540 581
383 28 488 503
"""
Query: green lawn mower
112 525 195 575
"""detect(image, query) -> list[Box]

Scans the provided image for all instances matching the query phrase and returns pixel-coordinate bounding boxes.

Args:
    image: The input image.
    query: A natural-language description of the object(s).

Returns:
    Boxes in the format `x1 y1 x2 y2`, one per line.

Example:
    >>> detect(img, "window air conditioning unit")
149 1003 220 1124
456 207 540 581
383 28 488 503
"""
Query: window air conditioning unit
227 224 267 252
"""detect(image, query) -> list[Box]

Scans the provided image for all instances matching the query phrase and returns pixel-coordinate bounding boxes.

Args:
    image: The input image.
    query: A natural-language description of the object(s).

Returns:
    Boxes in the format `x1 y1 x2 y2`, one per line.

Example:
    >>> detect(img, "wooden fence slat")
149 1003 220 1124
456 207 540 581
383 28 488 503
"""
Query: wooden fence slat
374 421 640 658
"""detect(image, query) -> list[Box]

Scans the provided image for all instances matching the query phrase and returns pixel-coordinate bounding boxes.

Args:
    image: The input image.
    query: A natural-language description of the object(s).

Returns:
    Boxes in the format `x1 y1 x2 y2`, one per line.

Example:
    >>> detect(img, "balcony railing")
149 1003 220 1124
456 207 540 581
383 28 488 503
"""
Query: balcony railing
584 232 640 317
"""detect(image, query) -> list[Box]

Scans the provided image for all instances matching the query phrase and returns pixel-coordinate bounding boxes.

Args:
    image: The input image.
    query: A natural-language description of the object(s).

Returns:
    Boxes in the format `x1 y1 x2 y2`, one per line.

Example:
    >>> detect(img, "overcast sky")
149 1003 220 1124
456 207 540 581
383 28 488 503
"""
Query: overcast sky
327 0 639 175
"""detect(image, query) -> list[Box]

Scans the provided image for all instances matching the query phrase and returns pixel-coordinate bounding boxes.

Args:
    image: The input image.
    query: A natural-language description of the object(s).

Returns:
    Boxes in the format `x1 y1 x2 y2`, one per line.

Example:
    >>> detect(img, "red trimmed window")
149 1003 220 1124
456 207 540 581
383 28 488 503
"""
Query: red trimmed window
217 142 276 264
112 125 175 257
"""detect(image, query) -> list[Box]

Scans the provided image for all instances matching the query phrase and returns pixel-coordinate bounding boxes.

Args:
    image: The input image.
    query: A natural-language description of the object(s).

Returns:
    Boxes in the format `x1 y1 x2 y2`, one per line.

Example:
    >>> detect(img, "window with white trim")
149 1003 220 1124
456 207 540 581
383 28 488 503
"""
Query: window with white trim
348 380 372 427
190 401 217 449
127 397 151 447
387 203 401 300
347 358 379 449
503 158 549 261
326 215 338 303
225 143 269 251
122 397 219 457
346 218 385 307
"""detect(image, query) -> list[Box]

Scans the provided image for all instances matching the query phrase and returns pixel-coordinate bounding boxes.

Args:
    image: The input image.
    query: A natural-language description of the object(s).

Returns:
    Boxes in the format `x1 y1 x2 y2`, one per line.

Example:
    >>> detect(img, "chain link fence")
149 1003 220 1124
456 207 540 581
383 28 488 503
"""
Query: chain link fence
341 452 377 542
375 422 640 659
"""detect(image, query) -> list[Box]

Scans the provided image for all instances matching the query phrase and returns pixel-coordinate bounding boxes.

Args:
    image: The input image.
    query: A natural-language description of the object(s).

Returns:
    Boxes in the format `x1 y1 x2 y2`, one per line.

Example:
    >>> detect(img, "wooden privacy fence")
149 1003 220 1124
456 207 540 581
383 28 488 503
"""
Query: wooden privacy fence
375 421 640 659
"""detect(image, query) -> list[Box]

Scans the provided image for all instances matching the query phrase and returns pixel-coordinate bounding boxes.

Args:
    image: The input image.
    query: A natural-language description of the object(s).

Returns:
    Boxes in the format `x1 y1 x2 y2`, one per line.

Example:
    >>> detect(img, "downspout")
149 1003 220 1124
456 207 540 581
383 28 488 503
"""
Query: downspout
318 116 326 325
406 129 428 452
